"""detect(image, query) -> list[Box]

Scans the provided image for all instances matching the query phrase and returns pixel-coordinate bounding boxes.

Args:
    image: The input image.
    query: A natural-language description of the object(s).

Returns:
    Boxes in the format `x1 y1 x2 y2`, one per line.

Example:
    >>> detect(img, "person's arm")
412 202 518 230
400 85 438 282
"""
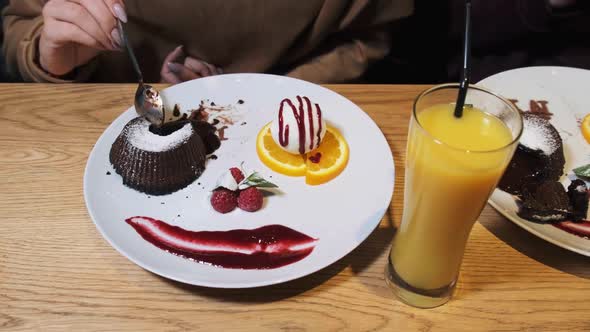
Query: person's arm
286 28 391 84
2 0 108 82
3 0 49 82
3 0 68 82
286 0 413 83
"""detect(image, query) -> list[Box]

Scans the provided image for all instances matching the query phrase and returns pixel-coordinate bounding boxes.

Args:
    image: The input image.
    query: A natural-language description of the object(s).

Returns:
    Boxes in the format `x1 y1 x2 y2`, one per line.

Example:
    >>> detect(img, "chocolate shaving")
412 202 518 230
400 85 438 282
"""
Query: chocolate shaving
217 126 229 141
217 116 234 125
172 104 180 117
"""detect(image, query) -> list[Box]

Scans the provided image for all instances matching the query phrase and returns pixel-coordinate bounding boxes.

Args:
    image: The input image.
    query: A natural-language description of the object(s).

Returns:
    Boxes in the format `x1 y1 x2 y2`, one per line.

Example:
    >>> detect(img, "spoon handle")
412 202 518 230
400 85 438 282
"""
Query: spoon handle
118 20 143 83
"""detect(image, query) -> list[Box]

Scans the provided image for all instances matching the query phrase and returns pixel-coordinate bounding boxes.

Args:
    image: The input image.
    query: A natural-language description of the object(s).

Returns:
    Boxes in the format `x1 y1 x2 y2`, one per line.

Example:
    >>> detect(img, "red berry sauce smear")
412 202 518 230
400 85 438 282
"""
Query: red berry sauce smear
125 216 318 269
553 220 590 239
309 152 322 164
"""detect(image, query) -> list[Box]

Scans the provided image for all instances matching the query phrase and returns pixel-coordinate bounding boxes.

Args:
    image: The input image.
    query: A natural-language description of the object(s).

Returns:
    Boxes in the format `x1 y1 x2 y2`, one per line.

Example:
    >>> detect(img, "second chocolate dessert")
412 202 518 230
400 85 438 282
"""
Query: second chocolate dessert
498 113 565 195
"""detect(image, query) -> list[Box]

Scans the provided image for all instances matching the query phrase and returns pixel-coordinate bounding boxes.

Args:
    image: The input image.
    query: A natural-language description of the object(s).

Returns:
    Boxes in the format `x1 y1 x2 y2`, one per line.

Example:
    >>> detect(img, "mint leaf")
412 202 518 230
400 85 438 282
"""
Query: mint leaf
238 172 278 190
573 164 590 179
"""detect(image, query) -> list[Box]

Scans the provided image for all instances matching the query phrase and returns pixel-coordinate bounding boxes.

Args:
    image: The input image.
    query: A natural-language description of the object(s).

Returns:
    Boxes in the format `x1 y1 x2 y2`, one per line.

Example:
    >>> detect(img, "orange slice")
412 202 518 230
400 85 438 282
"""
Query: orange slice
305 127 349 185
256 122 306 176
582 114 590 144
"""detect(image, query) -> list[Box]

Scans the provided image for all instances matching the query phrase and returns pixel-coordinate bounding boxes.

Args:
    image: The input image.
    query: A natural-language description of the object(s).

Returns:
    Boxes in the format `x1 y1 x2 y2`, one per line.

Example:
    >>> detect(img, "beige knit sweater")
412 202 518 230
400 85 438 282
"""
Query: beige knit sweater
2 0 413 83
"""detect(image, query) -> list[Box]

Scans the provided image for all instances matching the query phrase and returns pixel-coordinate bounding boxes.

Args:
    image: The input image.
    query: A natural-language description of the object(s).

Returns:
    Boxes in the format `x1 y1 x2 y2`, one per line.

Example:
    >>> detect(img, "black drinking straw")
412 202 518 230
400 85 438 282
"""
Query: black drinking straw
454 0 472 118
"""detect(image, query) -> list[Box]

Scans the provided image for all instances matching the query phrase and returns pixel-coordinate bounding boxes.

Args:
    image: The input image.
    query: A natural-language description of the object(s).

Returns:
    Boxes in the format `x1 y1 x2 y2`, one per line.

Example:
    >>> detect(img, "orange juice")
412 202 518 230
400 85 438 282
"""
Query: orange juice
390 103 514 295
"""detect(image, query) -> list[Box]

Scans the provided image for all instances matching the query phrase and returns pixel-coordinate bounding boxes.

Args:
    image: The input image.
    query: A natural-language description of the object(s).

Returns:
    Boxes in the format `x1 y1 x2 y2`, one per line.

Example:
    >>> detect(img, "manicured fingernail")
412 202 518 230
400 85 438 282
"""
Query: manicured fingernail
111 41 121 51
167 62 183 73
113 3 128 23
111 28 123 48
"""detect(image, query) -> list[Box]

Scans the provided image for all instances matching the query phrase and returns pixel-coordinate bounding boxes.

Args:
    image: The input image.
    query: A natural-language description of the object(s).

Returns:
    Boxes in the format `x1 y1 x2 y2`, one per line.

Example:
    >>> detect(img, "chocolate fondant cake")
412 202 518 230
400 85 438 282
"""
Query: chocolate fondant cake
498 113 565 195
499 112 590 223
110 117 220 195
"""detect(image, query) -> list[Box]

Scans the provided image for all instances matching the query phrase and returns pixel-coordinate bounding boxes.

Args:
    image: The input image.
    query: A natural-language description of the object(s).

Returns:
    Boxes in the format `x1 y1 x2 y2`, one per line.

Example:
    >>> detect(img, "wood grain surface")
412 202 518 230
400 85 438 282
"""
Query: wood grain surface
0 84 589 332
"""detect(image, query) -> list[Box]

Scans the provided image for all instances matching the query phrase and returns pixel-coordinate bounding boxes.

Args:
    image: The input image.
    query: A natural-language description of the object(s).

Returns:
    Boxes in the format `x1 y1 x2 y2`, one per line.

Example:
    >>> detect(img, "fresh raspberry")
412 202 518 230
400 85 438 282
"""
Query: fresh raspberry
210 189 238 213
238 187 263 212
230 167 245 183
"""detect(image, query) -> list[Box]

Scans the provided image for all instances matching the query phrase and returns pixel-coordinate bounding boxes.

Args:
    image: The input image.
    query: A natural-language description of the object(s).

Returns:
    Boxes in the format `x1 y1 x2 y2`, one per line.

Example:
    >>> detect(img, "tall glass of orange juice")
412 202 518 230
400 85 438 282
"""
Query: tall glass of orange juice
386 84 523 308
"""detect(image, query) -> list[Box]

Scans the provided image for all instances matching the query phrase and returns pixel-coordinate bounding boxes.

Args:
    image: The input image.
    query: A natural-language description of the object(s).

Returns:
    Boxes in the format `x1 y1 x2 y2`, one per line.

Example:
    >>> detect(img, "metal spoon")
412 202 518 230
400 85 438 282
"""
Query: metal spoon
118 20 172 126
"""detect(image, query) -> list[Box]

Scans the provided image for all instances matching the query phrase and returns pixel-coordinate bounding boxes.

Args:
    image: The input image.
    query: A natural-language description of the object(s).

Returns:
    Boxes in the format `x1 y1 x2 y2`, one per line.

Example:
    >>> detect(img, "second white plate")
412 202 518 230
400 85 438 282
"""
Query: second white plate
479 66 590 256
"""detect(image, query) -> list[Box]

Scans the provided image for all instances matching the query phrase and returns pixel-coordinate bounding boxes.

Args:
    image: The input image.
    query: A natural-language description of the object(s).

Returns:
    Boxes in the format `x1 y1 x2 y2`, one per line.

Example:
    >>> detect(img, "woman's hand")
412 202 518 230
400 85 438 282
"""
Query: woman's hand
160 45 222 84
39 0 128 76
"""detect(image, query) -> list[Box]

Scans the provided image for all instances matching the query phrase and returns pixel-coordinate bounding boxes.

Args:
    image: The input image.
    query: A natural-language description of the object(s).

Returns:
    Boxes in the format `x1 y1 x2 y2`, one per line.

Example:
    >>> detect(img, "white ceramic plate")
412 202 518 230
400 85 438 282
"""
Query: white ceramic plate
478 66 590 256
84 74 395 287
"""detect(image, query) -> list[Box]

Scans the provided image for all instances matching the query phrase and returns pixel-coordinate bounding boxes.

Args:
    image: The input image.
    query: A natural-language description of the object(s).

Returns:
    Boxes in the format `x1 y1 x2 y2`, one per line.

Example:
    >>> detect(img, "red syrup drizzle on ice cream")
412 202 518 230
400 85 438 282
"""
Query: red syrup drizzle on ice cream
315 102 323 149
278 99 296 151
305 96 315 151
125 217 318 269
278 96 322 154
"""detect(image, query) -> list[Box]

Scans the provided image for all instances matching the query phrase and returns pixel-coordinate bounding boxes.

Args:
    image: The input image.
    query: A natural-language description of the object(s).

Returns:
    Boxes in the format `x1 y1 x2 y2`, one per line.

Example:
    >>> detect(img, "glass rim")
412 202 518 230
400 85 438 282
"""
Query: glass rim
412 83 524 154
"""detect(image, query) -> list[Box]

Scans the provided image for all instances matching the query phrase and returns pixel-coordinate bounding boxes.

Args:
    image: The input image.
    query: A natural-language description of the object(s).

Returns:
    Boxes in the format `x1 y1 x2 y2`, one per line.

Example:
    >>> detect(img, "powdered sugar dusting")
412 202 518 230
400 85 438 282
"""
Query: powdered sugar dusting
520 115 558 155
126 118 193 152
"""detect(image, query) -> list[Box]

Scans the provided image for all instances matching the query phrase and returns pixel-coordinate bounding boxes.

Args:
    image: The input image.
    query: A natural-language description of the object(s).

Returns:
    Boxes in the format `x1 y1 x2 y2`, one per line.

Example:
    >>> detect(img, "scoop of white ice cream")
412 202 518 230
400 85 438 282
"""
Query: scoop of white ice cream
270 96 327 155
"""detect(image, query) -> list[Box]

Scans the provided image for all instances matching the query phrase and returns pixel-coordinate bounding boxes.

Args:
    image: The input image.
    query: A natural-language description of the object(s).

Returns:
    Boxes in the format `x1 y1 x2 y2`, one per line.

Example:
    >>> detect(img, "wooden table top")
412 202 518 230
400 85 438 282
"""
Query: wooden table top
0 84 588 331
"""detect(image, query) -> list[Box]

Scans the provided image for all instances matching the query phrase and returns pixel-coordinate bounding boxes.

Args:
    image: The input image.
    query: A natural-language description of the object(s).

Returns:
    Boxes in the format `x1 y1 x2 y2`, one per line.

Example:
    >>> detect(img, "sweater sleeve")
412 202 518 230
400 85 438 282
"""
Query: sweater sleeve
286 28 391 84
2 0 95 83
286 0 413 83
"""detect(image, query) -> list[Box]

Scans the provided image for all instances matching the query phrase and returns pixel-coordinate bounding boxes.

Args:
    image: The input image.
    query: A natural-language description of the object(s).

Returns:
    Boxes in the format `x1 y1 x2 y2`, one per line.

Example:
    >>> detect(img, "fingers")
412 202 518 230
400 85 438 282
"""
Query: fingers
43 0 115 50
160 46 223 84
185 57 223 76
203 60 222 75
72 0 119 48
161 46 186 83
184 57 214 77
108 0 128 23
161 65 182 84
163 45 185 64
167 62 200 82
210 62 223 75
43 16 106 51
